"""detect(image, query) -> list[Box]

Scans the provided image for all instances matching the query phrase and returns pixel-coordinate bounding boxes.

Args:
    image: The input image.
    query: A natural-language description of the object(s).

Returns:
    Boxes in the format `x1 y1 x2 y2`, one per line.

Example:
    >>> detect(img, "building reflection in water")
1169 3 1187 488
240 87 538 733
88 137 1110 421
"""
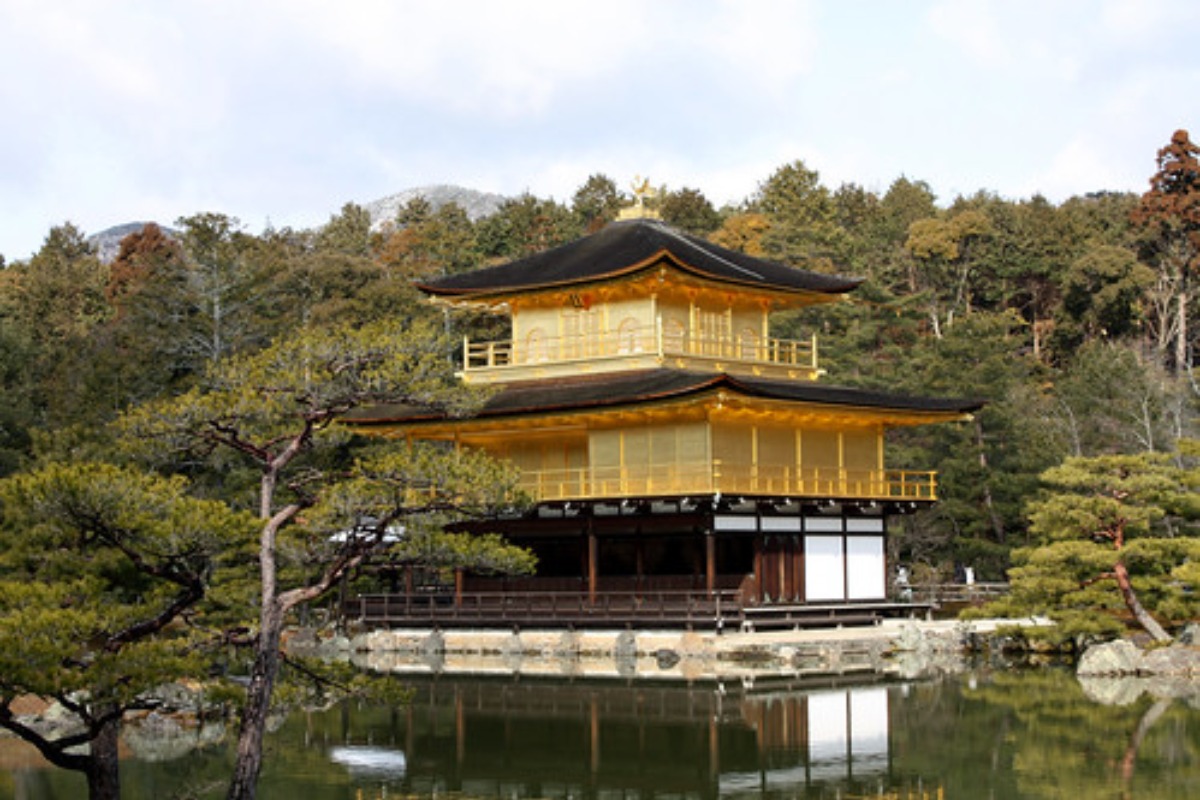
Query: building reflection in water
321 676 905 798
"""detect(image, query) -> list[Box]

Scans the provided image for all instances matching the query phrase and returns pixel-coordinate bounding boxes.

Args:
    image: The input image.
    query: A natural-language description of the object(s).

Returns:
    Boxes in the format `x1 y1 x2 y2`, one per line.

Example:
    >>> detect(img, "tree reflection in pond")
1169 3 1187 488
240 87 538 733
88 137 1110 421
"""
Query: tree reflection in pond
3 670 1198 799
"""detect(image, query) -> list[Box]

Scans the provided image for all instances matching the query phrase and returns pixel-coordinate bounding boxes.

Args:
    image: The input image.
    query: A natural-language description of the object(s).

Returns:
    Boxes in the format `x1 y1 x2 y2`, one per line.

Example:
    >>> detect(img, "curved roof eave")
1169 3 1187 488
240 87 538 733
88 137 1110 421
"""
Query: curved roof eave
347 370 985 428
414 219 862 300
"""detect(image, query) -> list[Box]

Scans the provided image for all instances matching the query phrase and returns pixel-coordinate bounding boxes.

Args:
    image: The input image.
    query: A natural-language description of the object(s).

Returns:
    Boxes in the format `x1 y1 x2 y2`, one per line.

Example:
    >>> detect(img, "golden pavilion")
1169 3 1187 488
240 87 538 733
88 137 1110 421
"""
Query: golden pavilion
348 216 981 629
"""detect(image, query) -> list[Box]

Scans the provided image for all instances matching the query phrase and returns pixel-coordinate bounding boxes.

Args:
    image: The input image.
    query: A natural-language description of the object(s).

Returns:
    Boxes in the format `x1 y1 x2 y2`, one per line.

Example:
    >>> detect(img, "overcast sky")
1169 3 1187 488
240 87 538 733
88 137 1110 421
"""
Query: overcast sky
1 0 1196 261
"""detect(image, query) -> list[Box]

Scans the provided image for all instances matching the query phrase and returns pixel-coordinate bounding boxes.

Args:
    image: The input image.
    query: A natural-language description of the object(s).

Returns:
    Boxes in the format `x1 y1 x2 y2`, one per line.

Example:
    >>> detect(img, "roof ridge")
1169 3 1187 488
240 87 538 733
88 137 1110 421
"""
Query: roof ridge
655 224 767 281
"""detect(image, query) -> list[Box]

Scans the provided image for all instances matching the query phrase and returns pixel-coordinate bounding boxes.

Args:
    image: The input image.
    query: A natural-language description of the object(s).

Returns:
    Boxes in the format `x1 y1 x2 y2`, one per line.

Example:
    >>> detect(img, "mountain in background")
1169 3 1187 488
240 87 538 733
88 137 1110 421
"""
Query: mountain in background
86 185 510 262
363 184 508 230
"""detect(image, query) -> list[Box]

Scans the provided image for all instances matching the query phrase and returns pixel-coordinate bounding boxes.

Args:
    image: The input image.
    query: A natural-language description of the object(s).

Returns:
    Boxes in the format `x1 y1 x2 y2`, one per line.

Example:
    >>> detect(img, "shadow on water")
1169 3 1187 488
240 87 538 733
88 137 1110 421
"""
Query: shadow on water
3 667 1200 799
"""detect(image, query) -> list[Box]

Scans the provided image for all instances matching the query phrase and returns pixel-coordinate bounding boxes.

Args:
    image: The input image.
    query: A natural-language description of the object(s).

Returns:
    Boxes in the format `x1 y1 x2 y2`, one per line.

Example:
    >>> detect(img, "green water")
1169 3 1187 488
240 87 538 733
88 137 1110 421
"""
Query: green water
3 668 1199 799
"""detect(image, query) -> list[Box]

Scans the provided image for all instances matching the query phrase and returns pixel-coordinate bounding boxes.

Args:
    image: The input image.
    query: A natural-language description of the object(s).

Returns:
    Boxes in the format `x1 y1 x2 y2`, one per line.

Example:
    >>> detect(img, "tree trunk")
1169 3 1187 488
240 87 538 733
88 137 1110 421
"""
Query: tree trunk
228 447 307 800
85 716 121 800
1177 283 1189 373
974 418 1005 543
1113 560 1172 643
226 604 284 800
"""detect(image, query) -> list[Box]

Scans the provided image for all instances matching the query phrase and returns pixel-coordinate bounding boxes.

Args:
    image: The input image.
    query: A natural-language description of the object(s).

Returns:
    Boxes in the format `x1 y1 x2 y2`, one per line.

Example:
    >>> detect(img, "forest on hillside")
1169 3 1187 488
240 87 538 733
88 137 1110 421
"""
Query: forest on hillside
1 131 1198 583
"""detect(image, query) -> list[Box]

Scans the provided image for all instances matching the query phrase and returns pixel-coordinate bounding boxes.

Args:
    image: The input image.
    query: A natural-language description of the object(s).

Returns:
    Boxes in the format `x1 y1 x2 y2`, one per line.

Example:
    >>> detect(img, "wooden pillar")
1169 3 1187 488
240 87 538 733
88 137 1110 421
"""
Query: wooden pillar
454 567 464 608
705 530 716 594
753 532 764 603
793 536 805 602
587 516 598 604
635 532 645 590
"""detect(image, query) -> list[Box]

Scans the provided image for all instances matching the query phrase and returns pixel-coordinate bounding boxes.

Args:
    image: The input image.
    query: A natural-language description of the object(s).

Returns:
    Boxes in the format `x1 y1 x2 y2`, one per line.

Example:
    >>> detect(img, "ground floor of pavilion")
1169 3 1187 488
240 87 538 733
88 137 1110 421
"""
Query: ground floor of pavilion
342 500 934 631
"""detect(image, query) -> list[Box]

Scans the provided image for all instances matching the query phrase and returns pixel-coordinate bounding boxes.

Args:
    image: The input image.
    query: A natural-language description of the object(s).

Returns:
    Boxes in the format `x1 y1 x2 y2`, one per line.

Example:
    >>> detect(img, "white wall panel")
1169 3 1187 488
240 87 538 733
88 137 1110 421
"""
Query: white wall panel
804 535 845 600
846 536 885 600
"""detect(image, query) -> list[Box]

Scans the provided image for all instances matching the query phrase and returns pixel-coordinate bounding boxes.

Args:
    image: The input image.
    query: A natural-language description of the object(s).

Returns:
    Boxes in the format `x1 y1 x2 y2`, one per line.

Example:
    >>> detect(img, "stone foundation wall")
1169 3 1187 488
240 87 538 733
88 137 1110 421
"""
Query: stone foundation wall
289 618 1049 683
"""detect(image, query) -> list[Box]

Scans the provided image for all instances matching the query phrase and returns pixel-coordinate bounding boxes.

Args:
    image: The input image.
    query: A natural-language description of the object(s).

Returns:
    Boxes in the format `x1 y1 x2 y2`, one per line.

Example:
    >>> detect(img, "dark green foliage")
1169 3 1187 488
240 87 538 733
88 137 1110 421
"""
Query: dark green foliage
754 159 848 269
571 173 625 232
660 186 722 235
476 193 579 259
0 137 1197 652
979 449 1200 641
1054 244 1155 351
0 462 255 799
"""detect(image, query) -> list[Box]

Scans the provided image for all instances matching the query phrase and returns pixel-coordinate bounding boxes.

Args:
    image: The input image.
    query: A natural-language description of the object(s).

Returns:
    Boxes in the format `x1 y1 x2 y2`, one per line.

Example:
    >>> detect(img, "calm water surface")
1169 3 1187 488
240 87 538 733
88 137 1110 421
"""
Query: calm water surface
3 668 1198 799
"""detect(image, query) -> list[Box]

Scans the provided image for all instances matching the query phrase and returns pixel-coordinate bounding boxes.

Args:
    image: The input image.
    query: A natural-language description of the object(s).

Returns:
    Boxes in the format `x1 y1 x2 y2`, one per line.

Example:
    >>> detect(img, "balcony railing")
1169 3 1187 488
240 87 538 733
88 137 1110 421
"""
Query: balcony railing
344 588 744 629
516 460 937 503
463 322 819 376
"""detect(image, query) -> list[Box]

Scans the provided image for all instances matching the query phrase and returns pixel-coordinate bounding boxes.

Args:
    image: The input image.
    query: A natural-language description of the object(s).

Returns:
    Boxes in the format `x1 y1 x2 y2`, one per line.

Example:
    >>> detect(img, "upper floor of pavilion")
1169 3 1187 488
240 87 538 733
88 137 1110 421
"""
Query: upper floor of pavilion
416 218 862 385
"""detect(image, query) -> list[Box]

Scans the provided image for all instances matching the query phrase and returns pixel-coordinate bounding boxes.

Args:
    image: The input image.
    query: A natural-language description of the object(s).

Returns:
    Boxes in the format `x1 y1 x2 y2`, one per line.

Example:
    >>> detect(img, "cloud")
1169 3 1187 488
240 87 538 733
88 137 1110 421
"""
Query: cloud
925 0 1010 68
701 0 819 93
270 0 656 119
1029 138 1116 199
1099 0 1168 45
0 0 1196 260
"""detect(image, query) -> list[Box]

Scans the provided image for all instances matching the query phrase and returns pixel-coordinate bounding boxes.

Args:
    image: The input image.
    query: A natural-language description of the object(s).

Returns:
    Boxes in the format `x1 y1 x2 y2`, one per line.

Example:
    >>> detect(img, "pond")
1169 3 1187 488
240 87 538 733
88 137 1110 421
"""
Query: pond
2 667 1198 799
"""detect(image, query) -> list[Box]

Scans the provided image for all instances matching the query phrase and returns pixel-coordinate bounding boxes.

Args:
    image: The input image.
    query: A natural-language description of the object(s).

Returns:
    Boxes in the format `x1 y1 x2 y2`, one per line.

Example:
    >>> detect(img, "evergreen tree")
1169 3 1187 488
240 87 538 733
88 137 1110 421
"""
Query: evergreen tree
984 447 1200 643
571 173 624 232
3 224 110 427
660 186 722 236
755 160 848 269
476 193 578 259
1052 246 1155 356
0 463 253 800
1132 129 1200 373
172 213 275 370
119 318 531 800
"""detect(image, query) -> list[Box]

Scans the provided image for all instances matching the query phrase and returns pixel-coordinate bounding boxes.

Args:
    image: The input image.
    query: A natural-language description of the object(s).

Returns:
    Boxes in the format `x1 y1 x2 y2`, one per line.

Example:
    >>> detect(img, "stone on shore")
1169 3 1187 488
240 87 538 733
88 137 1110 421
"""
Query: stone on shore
1077 638 1200 677
1077 639 1144 676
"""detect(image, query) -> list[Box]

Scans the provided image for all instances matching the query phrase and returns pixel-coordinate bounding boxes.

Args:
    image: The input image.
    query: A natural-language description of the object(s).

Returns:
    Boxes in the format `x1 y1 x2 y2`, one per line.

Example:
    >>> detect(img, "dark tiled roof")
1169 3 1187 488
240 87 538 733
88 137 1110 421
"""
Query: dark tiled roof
350 370 984 425
416 219 862 298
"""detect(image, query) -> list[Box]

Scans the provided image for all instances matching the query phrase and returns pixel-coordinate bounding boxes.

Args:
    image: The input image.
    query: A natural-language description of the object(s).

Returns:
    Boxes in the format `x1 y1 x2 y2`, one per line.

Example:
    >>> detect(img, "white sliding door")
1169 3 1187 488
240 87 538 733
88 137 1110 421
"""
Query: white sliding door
846 536 885 600
804 535 844 601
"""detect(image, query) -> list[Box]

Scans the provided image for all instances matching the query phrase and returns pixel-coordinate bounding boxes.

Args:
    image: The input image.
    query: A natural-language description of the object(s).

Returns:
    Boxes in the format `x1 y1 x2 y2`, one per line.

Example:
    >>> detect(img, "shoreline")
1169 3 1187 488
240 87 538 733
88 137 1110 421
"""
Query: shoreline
293 616 1056 683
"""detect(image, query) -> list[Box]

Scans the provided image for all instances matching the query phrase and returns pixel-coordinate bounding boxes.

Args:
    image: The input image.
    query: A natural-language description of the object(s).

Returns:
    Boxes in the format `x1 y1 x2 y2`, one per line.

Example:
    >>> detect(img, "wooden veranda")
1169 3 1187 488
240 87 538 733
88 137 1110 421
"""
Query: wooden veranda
341 588 933 632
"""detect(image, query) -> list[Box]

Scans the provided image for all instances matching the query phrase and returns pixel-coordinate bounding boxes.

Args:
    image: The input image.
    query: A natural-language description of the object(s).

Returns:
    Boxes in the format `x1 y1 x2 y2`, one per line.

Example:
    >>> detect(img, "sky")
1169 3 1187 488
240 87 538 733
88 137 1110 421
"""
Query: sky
1 0 1197 261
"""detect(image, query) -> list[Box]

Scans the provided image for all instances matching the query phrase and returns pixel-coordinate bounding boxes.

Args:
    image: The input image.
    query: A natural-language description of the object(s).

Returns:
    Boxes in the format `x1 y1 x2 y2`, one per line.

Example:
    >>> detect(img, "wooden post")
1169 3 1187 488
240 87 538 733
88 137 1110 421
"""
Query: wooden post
635 530 645 591
587 518 598 605
793 536 805 602
753 532 764 603
454 567 464 608
705 530 716 594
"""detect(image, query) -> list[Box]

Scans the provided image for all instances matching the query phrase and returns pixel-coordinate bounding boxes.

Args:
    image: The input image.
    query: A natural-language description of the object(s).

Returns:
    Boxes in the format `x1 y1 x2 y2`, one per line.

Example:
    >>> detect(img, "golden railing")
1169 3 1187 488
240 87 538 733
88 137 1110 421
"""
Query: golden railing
462 323 819 374
517 460 937 503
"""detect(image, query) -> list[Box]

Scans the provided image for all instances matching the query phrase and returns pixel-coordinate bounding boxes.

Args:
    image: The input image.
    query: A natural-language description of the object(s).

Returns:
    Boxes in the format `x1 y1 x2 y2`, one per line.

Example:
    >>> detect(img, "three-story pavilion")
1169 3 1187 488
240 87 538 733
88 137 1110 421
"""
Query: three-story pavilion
348 216 981 629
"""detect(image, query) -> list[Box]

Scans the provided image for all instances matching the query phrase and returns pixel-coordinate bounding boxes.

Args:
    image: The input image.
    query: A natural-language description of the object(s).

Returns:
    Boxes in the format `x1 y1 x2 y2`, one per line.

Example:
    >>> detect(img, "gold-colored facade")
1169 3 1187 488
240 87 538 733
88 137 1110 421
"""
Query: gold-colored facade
379 263 963 505
452 269 827 384
401 407 938 504
348 219 980 616
352 220 974 506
